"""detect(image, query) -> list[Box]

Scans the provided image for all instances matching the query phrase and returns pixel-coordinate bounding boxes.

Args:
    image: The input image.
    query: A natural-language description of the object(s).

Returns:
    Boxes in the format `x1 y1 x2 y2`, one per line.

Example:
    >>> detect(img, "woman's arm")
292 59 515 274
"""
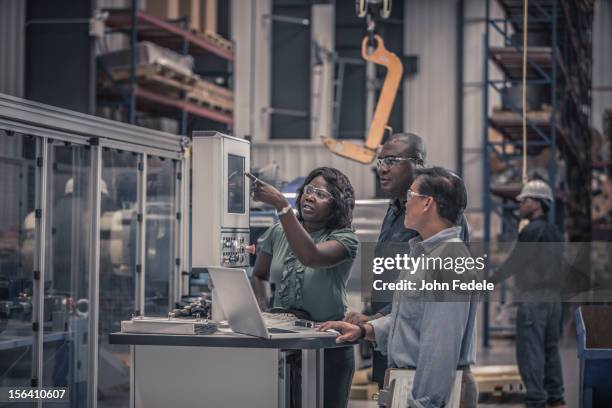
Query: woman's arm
251 251 272 311
246 173 349 268
277 210 348 268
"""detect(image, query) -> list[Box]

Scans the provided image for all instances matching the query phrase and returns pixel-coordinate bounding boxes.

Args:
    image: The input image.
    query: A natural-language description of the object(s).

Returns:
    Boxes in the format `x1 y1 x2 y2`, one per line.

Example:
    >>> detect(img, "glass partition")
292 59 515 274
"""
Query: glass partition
0 98 184 408
0 132 36 397
145 156 176 316
97 149 139 408
41 141 91 407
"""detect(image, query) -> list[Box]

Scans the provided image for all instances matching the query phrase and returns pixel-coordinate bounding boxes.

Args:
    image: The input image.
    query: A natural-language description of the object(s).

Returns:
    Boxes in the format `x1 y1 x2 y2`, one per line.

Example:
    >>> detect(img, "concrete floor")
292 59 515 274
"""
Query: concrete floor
349 334 579 408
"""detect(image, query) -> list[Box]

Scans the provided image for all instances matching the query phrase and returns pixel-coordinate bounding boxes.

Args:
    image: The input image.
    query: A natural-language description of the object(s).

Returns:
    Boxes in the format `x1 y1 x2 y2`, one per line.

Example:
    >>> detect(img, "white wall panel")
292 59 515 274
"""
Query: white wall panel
231 0 254 140
311 4 334 140
592 0 612 133
232 0 271 142
404 0 457 171
0 0 25 97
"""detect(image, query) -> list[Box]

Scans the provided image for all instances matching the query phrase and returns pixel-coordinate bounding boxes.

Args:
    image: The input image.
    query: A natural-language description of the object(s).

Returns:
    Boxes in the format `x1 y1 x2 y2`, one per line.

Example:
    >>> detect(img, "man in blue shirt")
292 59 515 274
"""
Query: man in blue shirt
322 167 478 408
344 133 469 387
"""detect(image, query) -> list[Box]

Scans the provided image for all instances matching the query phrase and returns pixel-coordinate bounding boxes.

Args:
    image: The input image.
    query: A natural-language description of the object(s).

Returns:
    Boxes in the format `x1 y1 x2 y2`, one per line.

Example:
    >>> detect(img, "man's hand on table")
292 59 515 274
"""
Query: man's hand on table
318 321 373 344
343 312 383 325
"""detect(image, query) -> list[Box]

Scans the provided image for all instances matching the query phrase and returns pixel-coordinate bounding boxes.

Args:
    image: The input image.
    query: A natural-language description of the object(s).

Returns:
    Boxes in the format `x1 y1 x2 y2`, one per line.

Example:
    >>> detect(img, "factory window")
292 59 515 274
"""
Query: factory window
98 149 139 408
0 131 36 389
270 0 312 139
42 141 91 405
144 156 176 316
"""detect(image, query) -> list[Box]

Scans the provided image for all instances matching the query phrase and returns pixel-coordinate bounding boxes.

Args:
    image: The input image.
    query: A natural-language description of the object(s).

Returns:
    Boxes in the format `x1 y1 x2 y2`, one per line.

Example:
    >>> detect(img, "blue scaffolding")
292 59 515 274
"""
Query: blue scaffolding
482 0 562 347
480 0 593 347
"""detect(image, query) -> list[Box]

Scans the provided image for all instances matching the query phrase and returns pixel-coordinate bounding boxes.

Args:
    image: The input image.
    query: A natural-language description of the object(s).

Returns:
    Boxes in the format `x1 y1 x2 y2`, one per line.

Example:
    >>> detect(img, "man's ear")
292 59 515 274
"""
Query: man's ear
423 196 434 212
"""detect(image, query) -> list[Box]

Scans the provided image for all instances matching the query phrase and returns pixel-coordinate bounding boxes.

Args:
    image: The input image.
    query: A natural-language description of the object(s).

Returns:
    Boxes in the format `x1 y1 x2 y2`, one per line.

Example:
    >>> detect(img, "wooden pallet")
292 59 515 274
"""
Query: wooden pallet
186 94 232 113
187 78 233 112
352 368 372 385
489 46 553 80
473 365 525 396
100 63 197 95
488 107 565 151
203 30 233 52
350 383 379 400
98 62 234 114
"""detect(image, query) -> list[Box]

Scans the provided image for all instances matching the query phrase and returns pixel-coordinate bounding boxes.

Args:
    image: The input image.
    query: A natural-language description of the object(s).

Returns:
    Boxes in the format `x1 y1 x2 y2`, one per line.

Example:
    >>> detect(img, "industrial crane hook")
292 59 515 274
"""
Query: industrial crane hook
321 34 403 164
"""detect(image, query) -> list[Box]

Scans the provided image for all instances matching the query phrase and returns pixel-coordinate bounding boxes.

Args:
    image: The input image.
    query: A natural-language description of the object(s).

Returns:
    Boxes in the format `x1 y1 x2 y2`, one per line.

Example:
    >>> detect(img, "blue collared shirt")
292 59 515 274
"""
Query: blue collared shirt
369 226 478 408
374 199 470 315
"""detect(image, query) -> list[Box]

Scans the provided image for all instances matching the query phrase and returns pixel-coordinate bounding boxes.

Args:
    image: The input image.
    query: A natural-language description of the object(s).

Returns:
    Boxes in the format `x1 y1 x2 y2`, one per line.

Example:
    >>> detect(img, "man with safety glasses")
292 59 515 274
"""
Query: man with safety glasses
344 133 470 388
321 167 478 408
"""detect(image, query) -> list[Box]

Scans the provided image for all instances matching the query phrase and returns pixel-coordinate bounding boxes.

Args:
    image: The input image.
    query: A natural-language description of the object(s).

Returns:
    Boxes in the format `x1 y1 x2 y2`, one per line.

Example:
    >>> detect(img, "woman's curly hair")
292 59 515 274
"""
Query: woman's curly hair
295 167 355 230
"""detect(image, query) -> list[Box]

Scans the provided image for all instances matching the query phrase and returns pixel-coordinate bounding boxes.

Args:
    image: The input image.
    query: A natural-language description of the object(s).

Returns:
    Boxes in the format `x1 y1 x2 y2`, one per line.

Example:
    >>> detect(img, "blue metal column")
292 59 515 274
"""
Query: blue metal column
481 0 491 349
548 1 558 224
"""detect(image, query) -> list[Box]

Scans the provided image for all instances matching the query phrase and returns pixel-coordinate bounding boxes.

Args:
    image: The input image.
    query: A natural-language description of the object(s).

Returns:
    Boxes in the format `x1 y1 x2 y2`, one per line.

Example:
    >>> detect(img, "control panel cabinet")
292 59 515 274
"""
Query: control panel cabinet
192 131 250 269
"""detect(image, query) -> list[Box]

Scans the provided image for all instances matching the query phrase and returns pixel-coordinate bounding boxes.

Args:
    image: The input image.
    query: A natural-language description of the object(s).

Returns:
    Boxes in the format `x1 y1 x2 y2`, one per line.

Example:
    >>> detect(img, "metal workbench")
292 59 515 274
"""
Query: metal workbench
110 331 348 408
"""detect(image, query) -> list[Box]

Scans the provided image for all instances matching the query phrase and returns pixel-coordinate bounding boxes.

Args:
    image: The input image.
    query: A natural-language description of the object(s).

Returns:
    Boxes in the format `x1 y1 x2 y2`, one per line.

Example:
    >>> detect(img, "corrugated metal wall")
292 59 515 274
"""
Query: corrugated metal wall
404 0 458 171
252 142 375 199
592 0 612 133
0 0 25 97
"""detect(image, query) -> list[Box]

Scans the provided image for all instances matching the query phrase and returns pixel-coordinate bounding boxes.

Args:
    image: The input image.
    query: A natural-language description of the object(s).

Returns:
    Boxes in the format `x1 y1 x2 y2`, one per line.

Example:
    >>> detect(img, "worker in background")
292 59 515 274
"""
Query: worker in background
343 132 470 388
492 180 566 408
320 167 478 408
249 167 358 408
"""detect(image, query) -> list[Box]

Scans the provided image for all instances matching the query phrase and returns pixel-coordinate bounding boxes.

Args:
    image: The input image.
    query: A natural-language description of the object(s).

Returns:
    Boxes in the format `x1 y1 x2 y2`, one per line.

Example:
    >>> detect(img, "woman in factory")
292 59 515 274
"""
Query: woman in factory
248 166 358 408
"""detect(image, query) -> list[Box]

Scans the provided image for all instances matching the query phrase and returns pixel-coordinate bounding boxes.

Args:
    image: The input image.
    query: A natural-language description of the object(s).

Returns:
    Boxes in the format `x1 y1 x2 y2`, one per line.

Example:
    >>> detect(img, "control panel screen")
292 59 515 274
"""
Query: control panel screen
227 154 245 213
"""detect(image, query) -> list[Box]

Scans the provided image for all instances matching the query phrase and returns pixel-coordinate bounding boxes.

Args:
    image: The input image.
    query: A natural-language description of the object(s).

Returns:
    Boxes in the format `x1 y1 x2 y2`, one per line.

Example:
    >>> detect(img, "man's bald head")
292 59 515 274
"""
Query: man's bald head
377 132 427 199
386 132 426 165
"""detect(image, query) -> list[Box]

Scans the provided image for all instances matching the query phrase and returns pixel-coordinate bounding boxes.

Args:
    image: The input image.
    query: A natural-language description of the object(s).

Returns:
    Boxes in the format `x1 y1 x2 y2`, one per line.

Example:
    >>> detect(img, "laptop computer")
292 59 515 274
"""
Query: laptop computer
207 266 337 339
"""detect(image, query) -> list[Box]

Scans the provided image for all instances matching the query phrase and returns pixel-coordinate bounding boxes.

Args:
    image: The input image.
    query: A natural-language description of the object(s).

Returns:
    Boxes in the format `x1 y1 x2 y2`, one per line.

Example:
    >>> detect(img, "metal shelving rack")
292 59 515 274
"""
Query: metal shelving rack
98 1 234 135
481 0 593 347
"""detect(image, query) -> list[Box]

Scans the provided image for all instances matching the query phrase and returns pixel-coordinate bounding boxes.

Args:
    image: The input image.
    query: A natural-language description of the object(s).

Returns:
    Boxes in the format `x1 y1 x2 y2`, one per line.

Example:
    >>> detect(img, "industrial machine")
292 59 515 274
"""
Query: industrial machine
191 131 250 319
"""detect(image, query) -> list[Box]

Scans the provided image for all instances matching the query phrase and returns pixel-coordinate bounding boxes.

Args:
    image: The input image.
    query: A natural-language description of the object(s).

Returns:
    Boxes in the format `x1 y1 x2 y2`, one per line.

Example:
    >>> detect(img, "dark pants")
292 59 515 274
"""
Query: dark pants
372 348 387 389
516 302 565 408
324 346 355 408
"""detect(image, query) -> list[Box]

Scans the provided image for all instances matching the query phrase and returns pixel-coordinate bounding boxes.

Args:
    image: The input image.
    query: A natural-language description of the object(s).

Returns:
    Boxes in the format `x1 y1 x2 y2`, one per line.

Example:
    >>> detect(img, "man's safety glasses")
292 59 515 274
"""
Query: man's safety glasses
406 189 430 201
376 156 419 169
